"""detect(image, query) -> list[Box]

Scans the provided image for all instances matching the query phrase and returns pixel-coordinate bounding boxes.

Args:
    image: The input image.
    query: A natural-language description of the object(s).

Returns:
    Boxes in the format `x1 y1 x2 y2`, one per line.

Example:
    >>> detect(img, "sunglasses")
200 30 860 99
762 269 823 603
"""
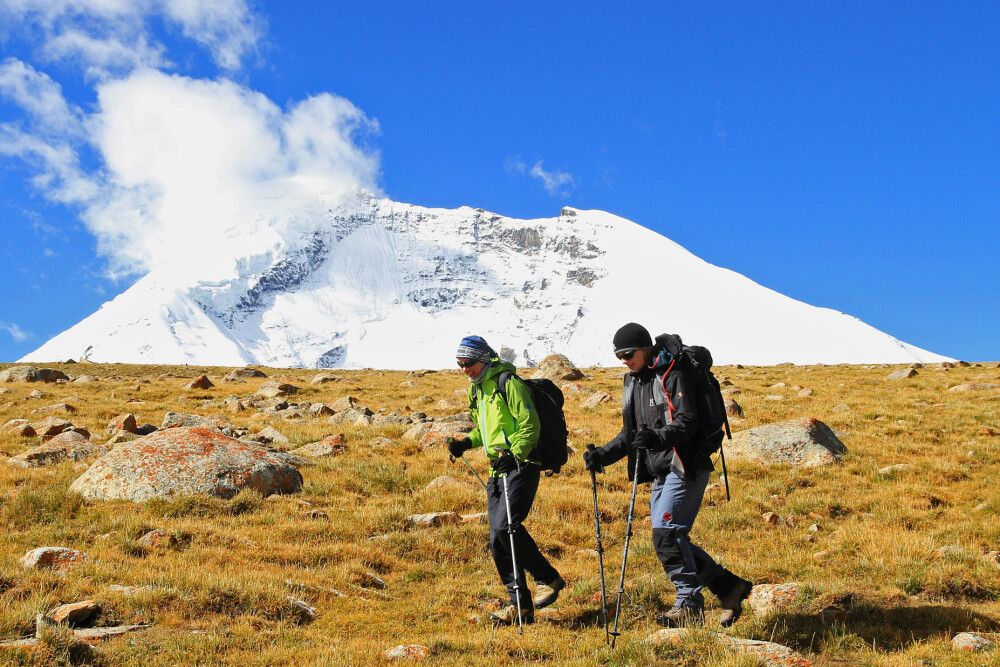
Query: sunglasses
615 349 637 361
457 359 480 369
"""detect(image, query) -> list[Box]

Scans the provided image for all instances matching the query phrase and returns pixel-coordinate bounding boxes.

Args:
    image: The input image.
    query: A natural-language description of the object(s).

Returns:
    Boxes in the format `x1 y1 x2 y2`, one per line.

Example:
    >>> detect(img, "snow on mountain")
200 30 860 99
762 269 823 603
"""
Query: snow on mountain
22 191 950 368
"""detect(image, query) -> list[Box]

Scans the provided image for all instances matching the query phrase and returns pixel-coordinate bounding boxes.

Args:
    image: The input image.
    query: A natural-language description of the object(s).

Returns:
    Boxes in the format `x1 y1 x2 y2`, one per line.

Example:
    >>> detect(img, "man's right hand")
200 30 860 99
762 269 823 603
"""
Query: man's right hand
583 446 605 473
447 436 472 459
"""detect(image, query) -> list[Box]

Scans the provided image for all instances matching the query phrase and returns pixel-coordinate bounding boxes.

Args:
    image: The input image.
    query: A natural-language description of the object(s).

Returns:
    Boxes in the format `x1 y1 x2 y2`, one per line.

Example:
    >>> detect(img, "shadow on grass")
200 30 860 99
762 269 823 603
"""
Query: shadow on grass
762 603 1000 652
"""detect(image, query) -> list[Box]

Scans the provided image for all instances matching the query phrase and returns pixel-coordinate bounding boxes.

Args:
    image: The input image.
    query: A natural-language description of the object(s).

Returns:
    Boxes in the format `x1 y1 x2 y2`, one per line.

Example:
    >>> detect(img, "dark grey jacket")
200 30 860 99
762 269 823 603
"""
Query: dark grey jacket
598 350 712 483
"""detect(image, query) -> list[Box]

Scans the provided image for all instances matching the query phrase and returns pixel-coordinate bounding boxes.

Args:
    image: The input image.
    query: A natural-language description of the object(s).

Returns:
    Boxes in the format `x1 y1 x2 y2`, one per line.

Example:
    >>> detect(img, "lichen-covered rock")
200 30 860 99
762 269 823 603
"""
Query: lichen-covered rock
581 391 613 409
107 413 138 434
385 644 430 660
727 418 846 466
886 368 917 380
407 512 461 527
748 582 801 615
250 426 289 445
223 367 267 381
0 366 69 383
7 430 108 468
20 547 90 571
136 529 178 550
952 632 993 652
29 416 74 438
531 354 584 382
1 419 35 437
30 402 77 415
290 434 346 458
644 628 812 666
69 427 303 501
161 412 227 430
256 381 299 398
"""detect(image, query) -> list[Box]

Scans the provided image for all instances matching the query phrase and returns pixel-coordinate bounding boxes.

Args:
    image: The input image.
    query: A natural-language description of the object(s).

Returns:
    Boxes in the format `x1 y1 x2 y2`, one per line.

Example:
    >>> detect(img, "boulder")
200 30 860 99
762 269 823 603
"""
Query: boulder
290 434 347 458
223 367 267 381
251 426 289 445
184 375 214 390
372 412 411 426
7 431 108 468
727 418 846 466
581 391 613 409
28 416 74 438
1 419 35 437
48 600 100 626
748 582 801 615
107 414 138 434
0 366 69 383
311 372 340 384
222 397 246 413
20 547 90 571
308 403 335 417
256 381 299 398
69 427 303 501
952 632 993 652
331 395 359 411
328 407 374 425
885 368 917 380
531 353 584 382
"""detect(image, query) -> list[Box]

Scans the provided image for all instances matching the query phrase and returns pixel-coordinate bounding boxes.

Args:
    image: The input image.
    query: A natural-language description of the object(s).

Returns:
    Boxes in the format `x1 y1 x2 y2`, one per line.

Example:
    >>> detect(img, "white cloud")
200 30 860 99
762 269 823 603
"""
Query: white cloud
83 70 379 277
0 321 32 342
506 156 576 197
0 124 99 203
0 0 260 76
0 58 82 135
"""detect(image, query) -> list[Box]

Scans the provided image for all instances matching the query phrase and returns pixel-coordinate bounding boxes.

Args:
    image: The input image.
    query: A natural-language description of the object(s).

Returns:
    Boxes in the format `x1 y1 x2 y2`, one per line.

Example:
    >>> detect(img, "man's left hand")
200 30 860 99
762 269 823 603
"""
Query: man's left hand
632 429 660 451
492 450 518 475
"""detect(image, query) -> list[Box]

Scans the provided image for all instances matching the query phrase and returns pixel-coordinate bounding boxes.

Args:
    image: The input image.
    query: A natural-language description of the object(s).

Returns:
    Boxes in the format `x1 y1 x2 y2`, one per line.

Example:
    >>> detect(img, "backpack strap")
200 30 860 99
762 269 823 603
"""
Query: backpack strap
497 371 513 402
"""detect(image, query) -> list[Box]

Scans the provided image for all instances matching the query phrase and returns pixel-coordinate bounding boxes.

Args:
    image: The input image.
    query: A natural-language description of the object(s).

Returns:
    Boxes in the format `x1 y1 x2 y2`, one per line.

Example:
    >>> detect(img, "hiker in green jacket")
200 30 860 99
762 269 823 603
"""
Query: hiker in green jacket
448 335 564 625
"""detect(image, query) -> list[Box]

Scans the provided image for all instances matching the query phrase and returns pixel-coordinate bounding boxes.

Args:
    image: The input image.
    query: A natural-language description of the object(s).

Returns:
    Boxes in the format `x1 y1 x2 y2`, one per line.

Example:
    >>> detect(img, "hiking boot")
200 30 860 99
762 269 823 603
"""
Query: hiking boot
489 604 534 626
718 579 753 628
656 606 705 628
533 576 565 609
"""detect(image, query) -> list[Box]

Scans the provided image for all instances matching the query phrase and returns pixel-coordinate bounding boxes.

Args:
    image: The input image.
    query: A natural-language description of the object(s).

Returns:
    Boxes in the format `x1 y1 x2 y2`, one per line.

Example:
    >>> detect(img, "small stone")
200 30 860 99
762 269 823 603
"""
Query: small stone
797 388 814 397
136 529 178 550
256 381 299 398
886 368 918 380
934 545 972 560
30 402 77 415
807 523 820 533
749 583 801 615
290 434 347 458
48 600 100 627
831 402 851 413
460 512 487 524
1 419 35 437
725 398 744 418
424 475 470 492
252 426 289 445
385 644 430 660
407 512 462 528
581 391 613 409
765 394 785 401
576 548 600 557
311 372 340 384
222 397 245 413
285 596 317 623
331 395 359 411
762 512 779 526
20 547 90 571
952 632 993 652
877 463 913 477
107 413 138 434
307 509 329 520
308 403 335 417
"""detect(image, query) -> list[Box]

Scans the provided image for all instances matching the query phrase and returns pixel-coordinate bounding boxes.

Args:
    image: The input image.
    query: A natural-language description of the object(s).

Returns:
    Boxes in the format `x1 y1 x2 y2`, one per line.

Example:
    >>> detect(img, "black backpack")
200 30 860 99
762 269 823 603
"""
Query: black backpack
654 334 732 457
497 372 569 474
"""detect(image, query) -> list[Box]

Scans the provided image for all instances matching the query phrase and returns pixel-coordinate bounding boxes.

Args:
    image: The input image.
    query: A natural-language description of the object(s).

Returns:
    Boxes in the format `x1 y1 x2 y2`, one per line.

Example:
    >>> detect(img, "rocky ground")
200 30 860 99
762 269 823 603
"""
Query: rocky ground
0 357 998 665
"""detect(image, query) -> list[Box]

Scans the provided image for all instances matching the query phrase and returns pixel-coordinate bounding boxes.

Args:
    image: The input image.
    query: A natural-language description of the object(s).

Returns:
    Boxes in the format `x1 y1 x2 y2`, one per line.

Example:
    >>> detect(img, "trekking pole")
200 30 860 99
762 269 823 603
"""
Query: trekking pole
451 454 488 493
720 414 732 501
586 444 611 645
501 468 525 634
610 447 643 649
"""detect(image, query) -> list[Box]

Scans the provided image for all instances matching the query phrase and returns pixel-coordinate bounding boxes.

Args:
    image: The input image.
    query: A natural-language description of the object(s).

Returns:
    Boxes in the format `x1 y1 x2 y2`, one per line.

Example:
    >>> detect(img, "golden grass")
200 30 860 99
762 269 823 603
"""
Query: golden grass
0 360 998 665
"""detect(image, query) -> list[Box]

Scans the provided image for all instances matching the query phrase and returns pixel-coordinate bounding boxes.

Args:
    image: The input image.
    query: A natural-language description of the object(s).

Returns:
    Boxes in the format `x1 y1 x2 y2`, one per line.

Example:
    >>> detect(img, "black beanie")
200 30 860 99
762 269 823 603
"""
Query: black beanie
613 322 652 353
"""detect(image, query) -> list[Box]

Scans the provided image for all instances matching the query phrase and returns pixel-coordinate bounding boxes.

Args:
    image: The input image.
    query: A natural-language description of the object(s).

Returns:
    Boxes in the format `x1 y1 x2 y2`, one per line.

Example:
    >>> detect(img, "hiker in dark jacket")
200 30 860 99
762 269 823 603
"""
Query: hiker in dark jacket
583 323 752 627
447 335 564 625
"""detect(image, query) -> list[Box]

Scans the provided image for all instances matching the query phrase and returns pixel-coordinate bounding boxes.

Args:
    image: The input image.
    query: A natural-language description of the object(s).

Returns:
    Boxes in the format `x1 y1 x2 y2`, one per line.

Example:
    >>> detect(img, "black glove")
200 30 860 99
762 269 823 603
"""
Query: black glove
583 446 605 473
632 429 660 451
447 436 472 459
491 450 518 475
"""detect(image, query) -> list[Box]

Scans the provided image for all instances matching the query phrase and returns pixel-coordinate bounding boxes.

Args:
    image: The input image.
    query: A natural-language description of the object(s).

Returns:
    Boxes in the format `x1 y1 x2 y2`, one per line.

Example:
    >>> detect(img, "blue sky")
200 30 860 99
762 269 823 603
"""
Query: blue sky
0 1 997 362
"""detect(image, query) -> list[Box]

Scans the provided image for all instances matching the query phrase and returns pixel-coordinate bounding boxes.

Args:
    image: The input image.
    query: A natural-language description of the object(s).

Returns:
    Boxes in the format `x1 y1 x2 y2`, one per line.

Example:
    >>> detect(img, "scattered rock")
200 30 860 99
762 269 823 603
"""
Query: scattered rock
308 403 335 417
256 381 299 398
0 366 69 383
877 463 913 477
644 628 812 666
222 397 246 413
73 375 98 384
369 437 395 449
765 394 785 401
251 426 289 446
20 547 90 571
69 427 303 501
48 600 100 627
30 416 74 438
952 632 993 652
7 431 108 468
290 434 347 458
161 412 227 430
330 395 358 411
184 375 214 390
107 413 138 434
461 512 487 524
934 545 973 560
725 398 744 418
30 402 77 415
831 402 851 413
385 644 430 660
407 512 461 528
581 391 613 409
424 475 471 492
224 367 267 381
748 582 801 615
762 512 779 526
328 406 374 425
311 372 340 384
886 368 918 380
136 529 178 551
530 354 584 382
948 383 1000 392
797 388 814 397
1 419 35 437
28 389 45 399
372 411 412 426
727 418 847 466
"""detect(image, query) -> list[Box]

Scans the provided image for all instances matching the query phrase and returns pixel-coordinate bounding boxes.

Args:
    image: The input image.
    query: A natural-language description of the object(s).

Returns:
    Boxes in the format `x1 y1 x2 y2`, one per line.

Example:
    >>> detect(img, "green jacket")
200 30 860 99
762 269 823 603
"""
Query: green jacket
466 360 540 474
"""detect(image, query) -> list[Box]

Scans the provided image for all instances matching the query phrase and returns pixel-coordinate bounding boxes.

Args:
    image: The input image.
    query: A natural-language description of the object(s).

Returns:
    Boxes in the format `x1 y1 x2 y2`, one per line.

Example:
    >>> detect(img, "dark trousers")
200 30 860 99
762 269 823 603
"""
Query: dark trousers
487 464 559 608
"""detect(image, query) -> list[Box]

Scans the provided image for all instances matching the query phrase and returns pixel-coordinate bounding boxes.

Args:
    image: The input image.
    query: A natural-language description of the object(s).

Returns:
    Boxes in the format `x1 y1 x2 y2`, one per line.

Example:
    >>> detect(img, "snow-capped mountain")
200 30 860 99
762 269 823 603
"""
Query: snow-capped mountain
22 192 950 368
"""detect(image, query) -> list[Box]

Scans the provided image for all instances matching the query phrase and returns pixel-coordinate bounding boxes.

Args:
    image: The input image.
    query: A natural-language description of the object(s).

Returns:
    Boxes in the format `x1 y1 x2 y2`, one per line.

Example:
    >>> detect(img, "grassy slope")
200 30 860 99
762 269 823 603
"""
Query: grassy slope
0 361 998 666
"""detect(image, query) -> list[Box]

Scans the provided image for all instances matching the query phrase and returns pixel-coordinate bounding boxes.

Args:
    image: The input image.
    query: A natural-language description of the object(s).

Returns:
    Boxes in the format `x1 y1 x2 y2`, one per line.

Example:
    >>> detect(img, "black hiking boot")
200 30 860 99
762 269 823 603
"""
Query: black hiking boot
718 579 753 627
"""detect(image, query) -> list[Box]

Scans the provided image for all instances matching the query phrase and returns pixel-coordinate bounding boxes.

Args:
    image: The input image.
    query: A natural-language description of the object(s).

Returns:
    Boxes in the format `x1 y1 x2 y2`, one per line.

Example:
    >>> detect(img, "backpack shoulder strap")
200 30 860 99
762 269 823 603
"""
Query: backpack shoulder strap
497 371 514 402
